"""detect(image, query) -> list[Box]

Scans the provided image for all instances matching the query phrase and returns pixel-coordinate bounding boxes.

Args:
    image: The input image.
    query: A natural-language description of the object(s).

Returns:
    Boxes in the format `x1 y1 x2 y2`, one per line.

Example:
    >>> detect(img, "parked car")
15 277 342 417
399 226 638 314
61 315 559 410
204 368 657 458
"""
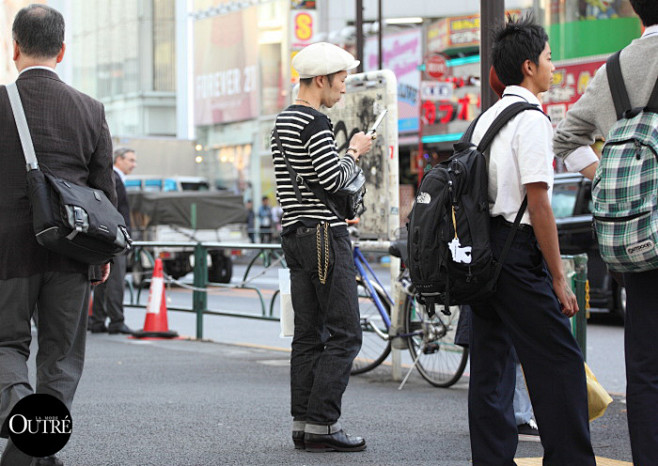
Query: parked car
552 173 625 319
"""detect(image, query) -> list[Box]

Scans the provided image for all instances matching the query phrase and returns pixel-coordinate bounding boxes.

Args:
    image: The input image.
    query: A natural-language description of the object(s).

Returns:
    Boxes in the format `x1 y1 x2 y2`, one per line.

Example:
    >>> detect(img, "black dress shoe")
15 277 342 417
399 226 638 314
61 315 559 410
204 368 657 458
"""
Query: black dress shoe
304 430 366 452
89 324 108 333
33 455 64 466
108 323 134 335
292 430 304 449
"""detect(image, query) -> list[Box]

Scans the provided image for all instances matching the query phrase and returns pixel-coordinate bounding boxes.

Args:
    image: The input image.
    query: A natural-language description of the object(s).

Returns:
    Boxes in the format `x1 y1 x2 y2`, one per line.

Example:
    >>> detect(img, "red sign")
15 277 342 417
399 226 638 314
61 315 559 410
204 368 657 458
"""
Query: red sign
426 54 448 80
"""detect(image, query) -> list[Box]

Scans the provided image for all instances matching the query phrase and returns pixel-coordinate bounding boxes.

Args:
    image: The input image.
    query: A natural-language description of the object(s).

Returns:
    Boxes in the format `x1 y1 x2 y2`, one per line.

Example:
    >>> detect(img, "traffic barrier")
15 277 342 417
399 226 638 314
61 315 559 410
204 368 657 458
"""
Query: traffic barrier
133 258 179 339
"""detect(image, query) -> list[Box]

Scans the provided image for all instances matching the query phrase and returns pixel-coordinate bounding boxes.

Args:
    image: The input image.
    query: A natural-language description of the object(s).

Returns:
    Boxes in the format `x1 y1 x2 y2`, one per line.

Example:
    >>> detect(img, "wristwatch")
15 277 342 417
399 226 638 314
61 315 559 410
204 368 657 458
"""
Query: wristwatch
346 146 359 161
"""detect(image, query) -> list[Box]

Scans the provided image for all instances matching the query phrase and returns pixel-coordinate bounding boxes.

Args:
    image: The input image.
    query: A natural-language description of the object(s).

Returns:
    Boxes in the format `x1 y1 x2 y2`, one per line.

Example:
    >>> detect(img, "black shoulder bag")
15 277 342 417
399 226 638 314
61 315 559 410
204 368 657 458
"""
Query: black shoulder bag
6 82 132 265
273 127 366 220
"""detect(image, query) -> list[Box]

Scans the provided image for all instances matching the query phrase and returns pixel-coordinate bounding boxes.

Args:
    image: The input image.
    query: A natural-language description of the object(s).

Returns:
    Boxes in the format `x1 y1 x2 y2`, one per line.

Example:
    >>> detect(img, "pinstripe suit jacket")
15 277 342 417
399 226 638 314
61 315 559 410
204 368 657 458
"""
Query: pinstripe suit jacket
0 68 116 280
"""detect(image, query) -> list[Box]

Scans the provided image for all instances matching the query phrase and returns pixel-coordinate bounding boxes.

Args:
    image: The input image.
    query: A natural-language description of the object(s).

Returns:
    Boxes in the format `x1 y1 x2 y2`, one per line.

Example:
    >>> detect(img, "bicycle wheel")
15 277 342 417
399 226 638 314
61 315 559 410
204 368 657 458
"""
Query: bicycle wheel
351 277 392 375
403 297 468 387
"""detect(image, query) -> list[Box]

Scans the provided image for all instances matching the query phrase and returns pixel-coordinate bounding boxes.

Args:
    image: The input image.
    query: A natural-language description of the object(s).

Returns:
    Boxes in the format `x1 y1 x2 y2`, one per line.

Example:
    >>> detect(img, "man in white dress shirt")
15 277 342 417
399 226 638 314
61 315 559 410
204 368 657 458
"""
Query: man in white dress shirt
466 15 595 465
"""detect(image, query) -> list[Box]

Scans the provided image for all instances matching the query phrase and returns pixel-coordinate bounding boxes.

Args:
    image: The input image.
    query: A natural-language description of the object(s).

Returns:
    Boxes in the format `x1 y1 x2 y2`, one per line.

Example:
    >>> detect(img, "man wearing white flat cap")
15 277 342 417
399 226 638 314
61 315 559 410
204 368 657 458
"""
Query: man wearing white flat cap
271 42 373 453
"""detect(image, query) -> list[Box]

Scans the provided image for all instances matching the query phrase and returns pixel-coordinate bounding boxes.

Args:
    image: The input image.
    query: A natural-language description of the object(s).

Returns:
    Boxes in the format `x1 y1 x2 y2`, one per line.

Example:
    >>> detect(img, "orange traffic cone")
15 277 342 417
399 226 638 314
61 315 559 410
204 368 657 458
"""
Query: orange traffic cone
132 259 178 339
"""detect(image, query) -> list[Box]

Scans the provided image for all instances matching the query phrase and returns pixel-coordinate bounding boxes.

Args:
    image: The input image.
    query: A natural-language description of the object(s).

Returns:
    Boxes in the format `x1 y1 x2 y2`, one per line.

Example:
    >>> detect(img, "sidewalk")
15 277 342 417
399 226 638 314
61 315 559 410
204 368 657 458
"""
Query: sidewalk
2 334 633 465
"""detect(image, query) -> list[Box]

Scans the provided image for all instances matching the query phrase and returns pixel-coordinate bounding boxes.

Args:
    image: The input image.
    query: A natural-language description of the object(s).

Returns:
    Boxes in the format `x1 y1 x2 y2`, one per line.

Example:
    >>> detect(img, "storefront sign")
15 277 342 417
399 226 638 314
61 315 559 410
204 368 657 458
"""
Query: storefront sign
290 10 317 48
542 56 606 126
427 10 521 52
420 81 453 101
193 8 260 125
291 0 316 9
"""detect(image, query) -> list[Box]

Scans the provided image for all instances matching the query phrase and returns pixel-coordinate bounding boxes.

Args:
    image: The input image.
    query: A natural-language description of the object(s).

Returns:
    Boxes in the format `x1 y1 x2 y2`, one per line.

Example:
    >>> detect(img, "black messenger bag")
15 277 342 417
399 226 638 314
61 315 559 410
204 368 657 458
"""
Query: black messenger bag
6 82 131 265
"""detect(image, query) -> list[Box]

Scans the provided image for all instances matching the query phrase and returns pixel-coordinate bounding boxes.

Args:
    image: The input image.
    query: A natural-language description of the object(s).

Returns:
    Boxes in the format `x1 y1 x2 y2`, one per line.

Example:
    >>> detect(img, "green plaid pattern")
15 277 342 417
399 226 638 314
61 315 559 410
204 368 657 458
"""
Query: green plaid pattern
592 111 658 272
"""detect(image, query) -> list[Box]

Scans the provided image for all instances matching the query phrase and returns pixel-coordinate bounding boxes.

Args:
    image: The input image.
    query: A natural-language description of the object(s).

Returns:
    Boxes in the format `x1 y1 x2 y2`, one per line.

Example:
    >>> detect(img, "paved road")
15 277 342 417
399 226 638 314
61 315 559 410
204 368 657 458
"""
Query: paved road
124 261 628 395
2 261 632 465
1 333 632 465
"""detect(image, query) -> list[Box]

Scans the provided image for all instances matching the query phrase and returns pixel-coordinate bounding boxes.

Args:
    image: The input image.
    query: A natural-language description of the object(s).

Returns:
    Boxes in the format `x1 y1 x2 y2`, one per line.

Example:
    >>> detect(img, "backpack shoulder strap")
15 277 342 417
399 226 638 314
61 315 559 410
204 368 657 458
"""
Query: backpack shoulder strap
477 102 544 152
460 111 484 144
605 51 632 120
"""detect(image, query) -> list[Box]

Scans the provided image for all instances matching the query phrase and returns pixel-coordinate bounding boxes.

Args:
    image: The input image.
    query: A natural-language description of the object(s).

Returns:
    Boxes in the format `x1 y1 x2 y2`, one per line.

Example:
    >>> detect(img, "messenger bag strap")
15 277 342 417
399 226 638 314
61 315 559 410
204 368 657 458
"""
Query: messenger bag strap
6 82 39 171
273 126 305 204
273 126 344 220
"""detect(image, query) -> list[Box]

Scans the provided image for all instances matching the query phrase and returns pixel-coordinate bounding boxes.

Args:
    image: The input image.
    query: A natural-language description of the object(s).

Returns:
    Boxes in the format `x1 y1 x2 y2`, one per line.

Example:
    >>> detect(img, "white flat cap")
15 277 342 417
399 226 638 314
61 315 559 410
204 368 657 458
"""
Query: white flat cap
292 42 360 79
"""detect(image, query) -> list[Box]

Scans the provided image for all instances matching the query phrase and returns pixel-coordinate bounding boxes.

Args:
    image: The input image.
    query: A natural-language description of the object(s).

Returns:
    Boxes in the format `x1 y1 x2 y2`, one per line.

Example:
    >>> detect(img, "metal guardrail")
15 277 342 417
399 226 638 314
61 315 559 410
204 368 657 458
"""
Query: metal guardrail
126 241 589 354
127 241 286 339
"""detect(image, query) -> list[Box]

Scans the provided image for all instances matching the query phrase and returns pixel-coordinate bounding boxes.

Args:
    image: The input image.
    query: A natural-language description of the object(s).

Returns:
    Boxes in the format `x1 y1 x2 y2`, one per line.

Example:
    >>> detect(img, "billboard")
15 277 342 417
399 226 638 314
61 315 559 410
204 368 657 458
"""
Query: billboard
193 7 260 125
364 29 422 134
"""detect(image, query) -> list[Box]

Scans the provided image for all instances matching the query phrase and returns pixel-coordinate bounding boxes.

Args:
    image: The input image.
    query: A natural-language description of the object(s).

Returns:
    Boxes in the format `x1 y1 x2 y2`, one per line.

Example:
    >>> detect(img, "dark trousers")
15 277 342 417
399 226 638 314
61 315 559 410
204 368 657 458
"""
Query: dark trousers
624 267 658 466
469 223 595 466
90 253 127 326
281 224 362 425
0 272 89 465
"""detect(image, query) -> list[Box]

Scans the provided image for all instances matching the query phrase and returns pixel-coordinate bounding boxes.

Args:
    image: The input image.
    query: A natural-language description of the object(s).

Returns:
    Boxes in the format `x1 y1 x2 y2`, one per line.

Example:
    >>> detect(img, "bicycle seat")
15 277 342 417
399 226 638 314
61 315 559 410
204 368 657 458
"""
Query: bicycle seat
388 239 408 265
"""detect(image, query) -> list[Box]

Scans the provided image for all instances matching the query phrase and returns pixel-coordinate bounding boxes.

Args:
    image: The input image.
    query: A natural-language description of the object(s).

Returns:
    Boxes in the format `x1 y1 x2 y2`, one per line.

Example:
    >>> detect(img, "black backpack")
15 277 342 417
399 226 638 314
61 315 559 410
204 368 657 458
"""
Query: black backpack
407 102 544 315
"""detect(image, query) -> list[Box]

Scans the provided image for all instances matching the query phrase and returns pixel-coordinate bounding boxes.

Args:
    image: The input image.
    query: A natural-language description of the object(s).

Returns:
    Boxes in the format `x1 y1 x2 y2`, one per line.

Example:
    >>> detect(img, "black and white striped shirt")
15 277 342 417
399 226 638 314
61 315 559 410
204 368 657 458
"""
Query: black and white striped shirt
271 105 357 233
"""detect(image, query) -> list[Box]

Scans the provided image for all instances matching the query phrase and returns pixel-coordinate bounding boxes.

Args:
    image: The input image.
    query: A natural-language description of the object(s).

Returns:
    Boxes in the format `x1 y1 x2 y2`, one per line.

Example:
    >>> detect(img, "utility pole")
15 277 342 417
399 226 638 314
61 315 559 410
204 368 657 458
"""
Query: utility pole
378 0 382 69
480 0 505 111
356 0 364 72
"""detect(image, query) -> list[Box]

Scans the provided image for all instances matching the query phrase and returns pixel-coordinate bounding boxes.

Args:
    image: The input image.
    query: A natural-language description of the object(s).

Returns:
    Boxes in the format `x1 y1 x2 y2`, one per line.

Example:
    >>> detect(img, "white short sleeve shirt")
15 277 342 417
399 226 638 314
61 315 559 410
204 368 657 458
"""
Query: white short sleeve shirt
470 85 554 225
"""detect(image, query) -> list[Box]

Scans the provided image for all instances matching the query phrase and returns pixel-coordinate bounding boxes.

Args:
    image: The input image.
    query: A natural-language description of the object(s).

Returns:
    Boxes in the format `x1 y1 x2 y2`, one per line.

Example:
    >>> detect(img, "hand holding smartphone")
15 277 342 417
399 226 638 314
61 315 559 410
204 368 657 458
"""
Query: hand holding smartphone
366 109 388 139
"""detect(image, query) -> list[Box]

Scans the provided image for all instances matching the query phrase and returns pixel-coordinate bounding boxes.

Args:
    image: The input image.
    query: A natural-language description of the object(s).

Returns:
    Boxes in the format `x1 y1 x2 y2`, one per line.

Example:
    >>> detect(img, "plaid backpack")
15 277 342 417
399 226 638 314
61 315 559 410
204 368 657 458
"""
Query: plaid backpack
592 51 658 273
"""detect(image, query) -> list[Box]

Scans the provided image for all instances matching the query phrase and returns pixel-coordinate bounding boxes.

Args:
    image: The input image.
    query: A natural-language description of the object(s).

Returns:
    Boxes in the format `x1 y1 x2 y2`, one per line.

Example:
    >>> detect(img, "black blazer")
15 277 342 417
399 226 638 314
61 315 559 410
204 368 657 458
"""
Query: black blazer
0 68 116 280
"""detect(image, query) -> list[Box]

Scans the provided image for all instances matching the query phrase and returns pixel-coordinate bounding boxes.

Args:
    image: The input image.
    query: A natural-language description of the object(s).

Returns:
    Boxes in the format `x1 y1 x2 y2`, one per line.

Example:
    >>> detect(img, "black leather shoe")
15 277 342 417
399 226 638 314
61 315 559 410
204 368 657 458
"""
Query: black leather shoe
108 323 134 335
292 430 304 449
89 324 108 333
34 455 64 466
304 430 366 452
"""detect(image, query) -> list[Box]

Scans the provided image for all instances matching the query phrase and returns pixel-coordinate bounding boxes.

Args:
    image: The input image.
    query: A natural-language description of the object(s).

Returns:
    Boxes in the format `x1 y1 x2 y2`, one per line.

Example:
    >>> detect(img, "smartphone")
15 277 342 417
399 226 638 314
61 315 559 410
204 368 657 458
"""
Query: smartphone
366 109 388 135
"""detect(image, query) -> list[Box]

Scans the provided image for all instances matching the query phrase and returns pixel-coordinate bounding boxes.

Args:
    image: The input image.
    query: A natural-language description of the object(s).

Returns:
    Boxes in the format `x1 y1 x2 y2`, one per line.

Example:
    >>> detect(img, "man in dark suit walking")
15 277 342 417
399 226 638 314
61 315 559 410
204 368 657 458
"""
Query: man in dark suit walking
89 148 136 335
0 5 114 465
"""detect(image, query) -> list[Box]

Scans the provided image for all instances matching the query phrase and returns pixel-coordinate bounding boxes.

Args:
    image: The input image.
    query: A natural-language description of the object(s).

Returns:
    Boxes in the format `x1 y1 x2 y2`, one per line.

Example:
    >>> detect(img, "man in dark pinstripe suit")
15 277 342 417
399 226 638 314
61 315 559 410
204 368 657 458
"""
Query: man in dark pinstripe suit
0 5 115 465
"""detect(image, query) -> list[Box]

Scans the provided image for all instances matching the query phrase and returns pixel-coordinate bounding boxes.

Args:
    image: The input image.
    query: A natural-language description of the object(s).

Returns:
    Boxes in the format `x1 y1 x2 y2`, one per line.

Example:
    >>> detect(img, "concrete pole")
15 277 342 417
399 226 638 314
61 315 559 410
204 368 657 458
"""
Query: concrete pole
480 0 505 111
378 0 383 70
356 0 364 73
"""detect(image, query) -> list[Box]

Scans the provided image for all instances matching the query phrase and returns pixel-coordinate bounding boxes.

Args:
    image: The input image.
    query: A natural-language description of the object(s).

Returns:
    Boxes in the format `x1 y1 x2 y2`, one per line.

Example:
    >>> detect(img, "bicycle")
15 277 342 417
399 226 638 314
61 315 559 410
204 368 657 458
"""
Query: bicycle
349 230 469 388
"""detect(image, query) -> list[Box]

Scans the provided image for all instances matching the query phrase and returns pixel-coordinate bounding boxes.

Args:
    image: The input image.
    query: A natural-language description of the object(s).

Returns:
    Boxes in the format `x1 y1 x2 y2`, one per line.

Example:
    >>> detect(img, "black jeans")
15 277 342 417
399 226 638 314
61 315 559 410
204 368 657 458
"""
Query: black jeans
469 222 594 466
623 267 658 466
281 223 362 425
